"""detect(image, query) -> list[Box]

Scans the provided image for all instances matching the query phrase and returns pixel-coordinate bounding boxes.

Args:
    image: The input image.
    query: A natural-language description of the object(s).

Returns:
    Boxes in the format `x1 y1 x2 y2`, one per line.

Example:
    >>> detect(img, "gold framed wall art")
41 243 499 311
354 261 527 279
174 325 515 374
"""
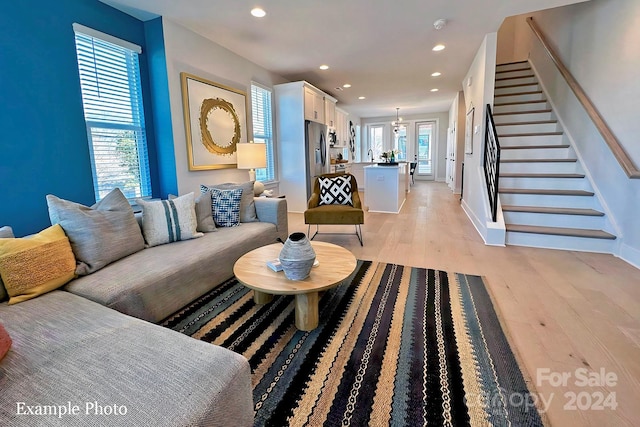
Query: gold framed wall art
181 72 248 170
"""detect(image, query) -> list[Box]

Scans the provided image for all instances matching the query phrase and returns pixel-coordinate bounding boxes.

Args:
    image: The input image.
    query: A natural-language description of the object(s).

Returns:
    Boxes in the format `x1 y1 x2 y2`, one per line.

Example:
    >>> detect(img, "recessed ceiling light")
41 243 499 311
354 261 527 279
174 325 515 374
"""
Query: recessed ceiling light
250 8 266 18
358 96 366 100
319 64 329 70
432 44 445 51
430 88 439 92
343 84 351 88
431 72 442 77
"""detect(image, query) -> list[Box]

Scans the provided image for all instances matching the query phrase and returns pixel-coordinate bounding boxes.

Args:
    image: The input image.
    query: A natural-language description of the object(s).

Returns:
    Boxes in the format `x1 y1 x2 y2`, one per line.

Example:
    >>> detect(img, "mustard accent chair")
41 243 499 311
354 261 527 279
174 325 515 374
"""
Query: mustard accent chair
304 173 364 246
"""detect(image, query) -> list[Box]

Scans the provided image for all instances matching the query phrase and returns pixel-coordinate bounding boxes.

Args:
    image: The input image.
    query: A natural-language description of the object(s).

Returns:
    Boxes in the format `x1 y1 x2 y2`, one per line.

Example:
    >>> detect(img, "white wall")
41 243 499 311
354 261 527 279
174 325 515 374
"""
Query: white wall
460 33 505 246
360 112 449 181
500 0 640 266
448 92 466 194
160 19 288 195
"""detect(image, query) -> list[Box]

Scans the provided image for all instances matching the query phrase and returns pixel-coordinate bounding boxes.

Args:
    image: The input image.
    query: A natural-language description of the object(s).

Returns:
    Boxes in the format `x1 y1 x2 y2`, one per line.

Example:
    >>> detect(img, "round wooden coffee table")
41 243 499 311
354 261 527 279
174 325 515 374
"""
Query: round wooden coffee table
233 241 357 331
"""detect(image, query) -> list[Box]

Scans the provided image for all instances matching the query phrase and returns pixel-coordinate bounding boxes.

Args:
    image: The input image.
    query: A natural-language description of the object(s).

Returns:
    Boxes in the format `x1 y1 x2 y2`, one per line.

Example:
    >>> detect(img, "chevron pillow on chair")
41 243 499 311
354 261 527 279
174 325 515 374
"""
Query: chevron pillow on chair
318 175 353 206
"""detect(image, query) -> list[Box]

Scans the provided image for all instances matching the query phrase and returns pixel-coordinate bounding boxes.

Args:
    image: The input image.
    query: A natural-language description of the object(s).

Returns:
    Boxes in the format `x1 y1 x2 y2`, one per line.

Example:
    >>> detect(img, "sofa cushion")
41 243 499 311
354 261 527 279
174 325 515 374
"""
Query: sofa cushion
137 193 203 247
210 188 242 227
0 225 76 305
47 188 145 275
0 323 11 362
170 192 216 233
0 226 14 302
65 222 278 323
201 181 258 222
0 291 253 426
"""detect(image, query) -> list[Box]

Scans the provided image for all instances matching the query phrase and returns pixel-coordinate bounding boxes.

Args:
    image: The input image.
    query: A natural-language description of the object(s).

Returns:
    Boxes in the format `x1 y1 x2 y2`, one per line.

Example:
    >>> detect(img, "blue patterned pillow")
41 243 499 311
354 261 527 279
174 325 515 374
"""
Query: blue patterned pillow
210 188 242 227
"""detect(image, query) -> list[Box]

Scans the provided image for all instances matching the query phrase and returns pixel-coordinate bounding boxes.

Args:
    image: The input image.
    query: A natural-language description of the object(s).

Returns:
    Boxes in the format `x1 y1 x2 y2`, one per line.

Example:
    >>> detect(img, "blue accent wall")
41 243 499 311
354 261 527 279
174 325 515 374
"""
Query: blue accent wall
0 0 160 236
144 17 178 198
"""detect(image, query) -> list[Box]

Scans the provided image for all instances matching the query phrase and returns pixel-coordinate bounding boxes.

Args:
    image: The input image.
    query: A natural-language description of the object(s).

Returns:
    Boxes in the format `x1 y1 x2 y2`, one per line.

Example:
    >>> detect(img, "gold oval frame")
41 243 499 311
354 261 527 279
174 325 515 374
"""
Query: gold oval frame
199 97 241 155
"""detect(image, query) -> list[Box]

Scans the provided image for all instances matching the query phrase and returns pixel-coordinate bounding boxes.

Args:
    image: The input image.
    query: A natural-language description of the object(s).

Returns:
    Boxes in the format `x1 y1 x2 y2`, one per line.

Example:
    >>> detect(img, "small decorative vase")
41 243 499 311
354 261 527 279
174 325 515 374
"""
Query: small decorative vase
279 232 316 280
390 152 395 163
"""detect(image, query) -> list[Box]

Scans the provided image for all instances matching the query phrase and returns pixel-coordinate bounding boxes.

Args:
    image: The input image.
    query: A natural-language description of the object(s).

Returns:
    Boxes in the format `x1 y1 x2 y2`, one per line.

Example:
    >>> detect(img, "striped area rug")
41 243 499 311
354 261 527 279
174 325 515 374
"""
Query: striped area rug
162 261 544 426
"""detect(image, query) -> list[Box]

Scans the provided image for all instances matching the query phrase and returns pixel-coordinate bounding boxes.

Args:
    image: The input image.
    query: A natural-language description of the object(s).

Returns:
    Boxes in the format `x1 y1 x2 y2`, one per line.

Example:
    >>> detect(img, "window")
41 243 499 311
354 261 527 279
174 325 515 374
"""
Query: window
369 125 384 161
416 122 434 175
73 24 151 201
394 125 407 161
251 83 275 181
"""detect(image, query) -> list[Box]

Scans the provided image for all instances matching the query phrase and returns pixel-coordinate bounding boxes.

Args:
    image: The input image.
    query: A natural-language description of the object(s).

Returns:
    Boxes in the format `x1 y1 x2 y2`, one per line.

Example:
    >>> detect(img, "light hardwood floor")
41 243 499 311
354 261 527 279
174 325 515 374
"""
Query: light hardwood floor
286 181 640 427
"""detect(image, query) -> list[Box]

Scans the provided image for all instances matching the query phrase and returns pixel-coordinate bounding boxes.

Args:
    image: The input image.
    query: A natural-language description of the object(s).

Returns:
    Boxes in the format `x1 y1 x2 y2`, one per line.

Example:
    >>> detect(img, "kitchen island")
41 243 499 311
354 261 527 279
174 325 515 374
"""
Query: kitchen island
364 163 409 213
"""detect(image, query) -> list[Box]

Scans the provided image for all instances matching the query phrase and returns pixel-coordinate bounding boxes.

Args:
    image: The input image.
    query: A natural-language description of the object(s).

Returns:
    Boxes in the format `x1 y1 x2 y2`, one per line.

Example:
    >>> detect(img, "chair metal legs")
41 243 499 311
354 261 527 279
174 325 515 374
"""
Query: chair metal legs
307 224 363 246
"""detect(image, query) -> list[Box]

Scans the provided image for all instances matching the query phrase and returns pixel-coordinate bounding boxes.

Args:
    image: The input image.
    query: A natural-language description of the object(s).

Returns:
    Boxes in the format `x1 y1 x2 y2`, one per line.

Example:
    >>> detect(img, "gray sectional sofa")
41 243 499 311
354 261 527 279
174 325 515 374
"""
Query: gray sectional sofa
0 196 288 426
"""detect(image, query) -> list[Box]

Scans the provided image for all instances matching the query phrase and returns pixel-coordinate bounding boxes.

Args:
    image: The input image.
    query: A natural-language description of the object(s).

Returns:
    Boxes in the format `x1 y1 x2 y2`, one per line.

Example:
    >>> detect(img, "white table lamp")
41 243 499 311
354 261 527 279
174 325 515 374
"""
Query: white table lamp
236 142 267 182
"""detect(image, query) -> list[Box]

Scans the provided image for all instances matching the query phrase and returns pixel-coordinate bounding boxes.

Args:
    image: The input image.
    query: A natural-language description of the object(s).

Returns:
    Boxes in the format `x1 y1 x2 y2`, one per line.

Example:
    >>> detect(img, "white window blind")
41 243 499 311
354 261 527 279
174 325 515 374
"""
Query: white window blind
73 26 151 201
251 83 275 182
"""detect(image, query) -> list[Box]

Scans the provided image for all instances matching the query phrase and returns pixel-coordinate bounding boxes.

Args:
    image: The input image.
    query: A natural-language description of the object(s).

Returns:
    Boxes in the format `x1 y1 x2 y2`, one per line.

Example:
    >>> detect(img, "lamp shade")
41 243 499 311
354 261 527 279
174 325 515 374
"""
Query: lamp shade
236 142 267 170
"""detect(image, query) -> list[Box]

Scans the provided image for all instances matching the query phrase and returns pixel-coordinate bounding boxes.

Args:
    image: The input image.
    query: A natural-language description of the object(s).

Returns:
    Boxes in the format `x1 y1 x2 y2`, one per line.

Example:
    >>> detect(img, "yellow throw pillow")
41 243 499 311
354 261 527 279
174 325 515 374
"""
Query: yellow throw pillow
0 224 77 305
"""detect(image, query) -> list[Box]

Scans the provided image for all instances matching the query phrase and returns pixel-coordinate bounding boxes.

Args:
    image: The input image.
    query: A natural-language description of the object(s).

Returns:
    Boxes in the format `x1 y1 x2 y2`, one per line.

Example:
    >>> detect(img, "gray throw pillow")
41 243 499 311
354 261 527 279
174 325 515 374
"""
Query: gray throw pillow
200 181 258 222
0 226 14 302
46 188 145 275
169 192 216 233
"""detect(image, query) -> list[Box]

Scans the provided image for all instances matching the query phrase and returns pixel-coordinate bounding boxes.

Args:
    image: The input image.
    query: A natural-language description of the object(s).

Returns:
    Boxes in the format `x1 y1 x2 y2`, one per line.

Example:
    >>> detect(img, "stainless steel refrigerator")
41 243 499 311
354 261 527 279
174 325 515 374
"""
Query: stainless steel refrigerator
305 120 328 200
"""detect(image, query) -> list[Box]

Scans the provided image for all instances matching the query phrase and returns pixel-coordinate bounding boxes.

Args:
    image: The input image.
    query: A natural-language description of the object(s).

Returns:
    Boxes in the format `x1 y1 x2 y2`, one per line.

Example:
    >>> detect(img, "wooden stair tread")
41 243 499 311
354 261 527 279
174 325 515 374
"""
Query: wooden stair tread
501 158 577 163
496 60 530 67
506 224 616 240
494 100 548 106
495 90 543 97
501 144 569 150
495 75 535 81
500 173 585 178
495 82 539 89
499 132 563 137
496 64 531 74
502 205 604 216
500 188 594 196
496 120 557 126
493 109 552 116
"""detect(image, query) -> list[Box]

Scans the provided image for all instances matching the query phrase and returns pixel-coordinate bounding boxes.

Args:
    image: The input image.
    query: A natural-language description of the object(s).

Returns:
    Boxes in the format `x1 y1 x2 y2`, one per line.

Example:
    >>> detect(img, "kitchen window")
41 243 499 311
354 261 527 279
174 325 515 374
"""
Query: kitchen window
251 82 275 182
369 125 384 161
73 24 151 201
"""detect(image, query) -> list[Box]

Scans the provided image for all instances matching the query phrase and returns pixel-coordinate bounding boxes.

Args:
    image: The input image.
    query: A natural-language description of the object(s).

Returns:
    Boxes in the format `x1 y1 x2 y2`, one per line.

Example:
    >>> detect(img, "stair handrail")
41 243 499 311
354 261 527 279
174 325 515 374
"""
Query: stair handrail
484 104 501 222
526 16 640 179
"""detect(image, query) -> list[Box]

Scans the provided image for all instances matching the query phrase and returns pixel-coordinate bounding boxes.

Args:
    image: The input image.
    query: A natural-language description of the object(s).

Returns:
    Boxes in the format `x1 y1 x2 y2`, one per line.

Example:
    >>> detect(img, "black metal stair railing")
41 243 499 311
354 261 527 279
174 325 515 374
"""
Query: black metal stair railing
484 104 501 222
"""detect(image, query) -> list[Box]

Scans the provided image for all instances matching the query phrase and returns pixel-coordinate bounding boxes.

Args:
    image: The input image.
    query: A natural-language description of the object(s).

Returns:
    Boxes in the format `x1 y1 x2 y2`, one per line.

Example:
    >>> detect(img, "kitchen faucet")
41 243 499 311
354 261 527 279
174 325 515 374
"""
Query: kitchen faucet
367 148 374 162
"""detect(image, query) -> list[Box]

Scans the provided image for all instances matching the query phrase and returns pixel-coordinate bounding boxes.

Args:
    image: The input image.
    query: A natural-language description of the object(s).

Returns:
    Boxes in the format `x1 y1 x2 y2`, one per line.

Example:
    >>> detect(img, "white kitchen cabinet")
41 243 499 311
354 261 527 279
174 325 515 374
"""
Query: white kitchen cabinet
324 96 336 128
304 86 325 124
335 107 349 147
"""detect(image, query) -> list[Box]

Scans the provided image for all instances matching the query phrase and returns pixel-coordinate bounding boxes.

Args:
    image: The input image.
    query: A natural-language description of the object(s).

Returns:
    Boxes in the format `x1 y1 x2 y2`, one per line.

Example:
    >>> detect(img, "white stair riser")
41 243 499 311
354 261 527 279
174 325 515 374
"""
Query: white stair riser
495 92 546 103
493 111 554 124
499 134 564 146
495 69 533 79
500 147 569 160
494 101 549 113
499 193 596 208
505 231 616 253
495 77 538 88
497 122 559 134
495 84 540 95
499 176 589 190
504 212 605 229
496 63 531 72
500 161 578 174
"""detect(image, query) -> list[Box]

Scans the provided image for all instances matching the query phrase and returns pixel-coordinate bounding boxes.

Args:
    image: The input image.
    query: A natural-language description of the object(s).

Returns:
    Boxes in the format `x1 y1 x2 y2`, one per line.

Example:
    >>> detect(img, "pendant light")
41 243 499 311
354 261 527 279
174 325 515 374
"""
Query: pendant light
392 108 403 133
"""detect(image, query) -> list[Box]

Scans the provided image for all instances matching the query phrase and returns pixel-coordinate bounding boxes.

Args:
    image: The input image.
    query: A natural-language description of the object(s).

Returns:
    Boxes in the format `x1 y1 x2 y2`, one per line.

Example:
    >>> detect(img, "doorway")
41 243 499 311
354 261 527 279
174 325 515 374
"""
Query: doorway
415 121 436 179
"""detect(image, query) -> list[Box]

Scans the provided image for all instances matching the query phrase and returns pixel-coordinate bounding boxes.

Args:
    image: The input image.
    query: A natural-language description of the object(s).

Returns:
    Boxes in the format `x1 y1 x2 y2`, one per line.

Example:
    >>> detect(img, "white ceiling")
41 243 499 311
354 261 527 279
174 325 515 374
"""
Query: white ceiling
100 0 587 118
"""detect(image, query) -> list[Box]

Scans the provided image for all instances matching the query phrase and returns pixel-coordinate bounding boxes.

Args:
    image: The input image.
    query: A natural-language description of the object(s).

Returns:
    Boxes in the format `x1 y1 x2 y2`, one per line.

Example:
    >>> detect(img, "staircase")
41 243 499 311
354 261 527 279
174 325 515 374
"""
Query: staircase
493 61 617 252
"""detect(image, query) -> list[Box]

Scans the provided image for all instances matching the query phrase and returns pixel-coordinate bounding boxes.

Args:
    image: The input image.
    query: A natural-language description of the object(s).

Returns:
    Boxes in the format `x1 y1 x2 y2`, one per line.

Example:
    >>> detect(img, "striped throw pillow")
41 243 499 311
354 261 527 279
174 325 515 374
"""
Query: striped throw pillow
137 193 203 247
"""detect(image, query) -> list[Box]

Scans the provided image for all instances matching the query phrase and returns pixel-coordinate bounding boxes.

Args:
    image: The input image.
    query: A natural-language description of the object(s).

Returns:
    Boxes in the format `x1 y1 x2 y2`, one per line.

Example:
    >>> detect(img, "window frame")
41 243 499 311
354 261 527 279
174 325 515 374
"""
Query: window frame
250 81 276 182
73 23 151 201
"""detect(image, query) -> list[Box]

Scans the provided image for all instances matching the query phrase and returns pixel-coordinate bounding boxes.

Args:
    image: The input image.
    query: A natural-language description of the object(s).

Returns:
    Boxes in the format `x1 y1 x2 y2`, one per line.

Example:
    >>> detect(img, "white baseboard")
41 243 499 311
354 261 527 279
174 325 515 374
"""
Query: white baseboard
618 243 640 270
